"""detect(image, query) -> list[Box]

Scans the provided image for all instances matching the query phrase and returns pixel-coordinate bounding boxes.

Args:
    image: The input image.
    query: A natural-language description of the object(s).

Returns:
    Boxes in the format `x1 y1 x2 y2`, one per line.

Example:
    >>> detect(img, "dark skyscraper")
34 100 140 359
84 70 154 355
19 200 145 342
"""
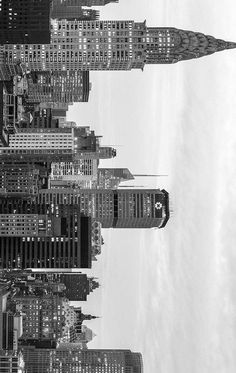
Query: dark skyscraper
0 0 51 45
22 348 143 373
61 274 99 301
2 20 235 74
0 197 92 269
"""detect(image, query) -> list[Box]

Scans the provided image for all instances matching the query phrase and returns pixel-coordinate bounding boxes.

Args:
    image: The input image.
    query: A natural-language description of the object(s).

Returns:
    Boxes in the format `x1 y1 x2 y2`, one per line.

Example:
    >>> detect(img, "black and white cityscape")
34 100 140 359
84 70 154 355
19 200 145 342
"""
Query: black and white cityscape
0 0 236 372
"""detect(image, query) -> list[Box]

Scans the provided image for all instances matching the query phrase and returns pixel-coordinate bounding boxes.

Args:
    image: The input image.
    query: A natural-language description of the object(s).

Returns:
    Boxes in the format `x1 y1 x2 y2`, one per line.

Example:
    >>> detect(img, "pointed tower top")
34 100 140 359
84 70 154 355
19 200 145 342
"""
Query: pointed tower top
89 277 100 292
145 27 236 64
216 38 236 51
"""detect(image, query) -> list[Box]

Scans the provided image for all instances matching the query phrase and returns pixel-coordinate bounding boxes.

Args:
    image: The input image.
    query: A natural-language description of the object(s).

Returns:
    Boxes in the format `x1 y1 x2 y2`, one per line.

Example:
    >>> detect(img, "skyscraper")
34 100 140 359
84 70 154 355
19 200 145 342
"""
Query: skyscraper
0 197 92 269
0 351 25 373
14 294 71 343
52 0 118 7
0 126 114 163
51 1 99 21
60 273 99 301
0 0 51 45
2 20 235 74
0 161 49 195
26 71 90 104
97 168 135 189
37 188 169 228
22 347 143 373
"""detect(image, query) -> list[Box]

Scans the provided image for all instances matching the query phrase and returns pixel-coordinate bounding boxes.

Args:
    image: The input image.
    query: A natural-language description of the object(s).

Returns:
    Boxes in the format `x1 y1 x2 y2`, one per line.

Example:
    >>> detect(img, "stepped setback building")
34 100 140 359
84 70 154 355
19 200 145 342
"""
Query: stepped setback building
1 20 235 75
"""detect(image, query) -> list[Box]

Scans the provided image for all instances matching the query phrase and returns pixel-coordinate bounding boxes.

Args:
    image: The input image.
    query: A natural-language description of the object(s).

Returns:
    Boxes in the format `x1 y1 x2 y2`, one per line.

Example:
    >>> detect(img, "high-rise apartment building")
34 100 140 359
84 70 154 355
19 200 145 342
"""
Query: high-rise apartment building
22 348 143 373
2 20 235 74
0 197 92 269
37 188 169 228
0 0 51 45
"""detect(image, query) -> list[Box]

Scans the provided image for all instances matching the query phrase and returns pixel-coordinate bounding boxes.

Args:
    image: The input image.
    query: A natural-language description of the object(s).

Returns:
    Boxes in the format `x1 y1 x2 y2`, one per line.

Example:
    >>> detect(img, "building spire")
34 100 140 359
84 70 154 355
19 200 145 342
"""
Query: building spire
145 28 236 64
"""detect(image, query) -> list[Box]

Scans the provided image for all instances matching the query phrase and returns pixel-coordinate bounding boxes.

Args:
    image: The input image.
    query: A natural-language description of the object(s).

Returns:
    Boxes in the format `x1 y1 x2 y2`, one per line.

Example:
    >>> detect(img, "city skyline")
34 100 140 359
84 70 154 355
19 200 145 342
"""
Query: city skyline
0 1 236 372
67 1 236 373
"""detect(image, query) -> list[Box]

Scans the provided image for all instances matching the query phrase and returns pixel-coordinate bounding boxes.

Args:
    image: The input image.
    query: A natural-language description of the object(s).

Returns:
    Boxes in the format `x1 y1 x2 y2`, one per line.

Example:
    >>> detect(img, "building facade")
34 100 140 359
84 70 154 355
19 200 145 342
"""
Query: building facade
14 294 76 343
0 0 51 45
0 162 48 196
0 351 25 373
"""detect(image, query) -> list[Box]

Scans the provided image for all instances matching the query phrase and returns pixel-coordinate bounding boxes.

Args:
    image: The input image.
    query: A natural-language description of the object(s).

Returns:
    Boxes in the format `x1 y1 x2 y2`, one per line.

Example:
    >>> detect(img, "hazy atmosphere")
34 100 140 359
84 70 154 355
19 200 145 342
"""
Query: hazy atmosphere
68 1 236 372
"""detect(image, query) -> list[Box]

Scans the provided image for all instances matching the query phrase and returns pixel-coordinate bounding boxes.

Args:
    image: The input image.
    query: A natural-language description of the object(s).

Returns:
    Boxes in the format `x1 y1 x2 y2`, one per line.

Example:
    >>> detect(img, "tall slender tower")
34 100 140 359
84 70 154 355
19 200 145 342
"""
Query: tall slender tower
2 20 235 74
37 188 169 228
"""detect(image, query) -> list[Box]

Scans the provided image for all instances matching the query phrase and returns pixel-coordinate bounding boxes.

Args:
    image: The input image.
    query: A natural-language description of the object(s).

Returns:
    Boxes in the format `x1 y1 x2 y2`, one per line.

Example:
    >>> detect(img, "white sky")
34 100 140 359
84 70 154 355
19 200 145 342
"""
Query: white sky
68 1 236 372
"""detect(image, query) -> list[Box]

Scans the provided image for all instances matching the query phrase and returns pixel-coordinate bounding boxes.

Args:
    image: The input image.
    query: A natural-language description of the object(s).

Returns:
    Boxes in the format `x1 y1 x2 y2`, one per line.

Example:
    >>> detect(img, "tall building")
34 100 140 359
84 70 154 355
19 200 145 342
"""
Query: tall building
0 126 116 163
26 71 90 104
50 157 99 189
37 188 169 228
22 348 143 373
97 168 135 189
0 162 49 195
60 274 99 301
14 294 78 343
51 1 99 20
68 307 98 337
3 270 99 301
2 20 235 74
0 128 76 163
19 109 60 130
0 197 92 269
0 0 51 45
52 0 118 7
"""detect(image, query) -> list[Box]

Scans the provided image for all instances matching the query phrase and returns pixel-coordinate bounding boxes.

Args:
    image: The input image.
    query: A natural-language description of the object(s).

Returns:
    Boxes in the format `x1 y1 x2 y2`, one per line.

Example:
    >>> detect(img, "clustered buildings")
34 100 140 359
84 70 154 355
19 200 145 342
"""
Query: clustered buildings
0 0 235 372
